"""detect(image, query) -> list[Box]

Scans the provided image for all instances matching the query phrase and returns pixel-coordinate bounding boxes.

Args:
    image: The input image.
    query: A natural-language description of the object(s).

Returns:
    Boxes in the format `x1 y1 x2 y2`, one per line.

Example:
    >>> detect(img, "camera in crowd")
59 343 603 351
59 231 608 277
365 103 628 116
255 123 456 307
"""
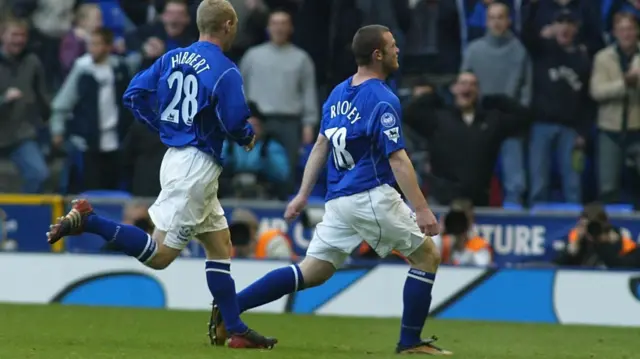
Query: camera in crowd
444 209 470 236
582 203 613 240
442 198 474 236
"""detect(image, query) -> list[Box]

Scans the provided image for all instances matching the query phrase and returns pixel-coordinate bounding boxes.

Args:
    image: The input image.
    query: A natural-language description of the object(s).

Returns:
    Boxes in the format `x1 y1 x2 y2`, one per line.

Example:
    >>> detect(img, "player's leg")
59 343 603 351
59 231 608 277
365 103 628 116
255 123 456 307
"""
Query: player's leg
208 200 355 345
47 148 198 269
236 254 338 314
46 199 179 269
356 185 451 355
396 237 452 355
197 183 277 349
208 255 336 346
234 202 355 312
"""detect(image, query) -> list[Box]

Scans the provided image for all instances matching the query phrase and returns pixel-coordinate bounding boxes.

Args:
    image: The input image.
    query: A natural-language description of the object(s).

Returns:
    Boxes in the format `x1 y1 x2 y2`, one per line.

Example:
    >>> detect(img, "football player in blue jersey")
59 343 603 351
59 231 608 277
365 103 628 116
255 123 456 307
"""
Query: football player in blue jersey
208 25 452 355
46 0 276 350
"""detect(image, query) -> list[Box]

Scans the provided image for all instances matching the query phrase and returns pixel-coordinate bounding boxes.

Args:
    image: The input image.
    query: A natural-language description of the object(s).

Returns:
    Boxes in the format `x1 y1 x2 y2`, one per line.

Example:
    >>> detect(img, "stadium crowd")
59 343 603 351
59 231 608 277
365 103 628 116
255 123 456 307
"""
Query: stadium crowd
0 0 640 210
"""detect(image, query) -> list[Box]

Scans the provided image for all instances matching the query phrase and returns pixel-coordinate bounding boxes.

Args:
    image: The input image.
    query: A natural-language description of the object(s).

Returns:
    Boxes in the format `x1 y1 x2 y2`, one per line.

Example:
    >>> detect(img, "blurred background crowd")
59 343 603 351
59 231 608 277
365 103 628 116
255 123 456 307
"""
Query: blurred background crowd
1 0 640 267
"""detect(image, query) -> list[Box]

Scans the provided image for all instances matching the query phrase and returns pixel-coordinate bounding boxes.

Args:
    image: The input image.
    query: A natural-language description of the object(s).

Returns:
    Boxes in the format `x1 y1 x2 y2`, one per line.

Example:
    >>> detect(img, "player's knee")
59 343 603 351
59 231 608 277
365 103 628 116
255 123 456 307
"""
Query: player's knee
198 228 232 259
408 238 441 272
298 257 335 288
145 231 180 270
145 248 177 270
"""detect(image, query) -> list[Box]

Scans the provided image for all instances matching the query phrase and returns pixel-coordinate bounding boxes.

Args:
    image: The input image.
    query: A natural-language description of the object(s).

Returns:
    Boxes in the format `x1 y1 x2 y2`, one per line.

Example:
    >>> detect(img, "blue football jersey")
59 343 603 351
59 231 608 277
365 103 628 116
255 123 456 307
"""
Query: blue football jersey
321 77 406 201
123 41 254 164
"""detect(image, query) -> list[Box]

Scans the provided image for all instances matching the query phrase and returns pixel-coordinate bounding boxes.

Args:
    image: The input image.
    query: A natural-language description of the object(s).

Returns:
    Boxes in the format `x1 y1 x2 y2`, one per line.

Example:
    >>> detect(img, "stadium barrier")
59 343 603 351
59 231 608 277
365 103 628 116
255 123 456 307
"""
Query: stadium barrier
1 253 639 327
3 195 640 265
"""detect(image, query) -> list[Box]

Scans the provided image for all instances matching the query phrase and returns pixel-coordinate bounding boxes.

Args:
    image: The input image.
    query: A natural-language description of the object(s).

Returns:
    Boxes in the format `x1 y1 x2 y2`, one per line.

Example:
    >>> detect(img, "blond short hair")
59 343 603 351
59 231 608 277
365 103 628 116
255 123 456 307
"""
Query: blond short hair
197 0 237 35
76 3 100 24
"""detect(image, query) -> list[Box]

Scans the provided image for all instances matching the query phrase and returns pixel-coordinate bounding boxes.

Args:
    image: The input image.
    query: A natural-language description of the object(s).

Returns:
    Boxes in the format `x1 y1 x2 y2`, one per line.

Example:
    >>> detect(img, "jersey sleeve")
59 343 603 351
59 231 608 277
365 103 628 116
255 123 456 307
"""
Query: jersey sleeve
367 101 406 157
122 55 163 131
214 67 254 146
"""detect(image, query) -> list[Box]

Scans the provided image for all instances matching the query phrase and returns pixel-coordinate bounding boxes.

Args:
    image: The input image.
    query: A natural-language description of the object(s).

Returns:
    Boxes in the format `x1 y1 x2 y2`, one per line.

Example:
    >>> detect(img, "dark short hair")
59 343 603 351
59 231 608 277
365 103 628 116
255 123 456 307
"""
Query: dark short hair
165 0 188 11
581 202 608 223
93 28 114 45
613 12 638 28
351 24 390 66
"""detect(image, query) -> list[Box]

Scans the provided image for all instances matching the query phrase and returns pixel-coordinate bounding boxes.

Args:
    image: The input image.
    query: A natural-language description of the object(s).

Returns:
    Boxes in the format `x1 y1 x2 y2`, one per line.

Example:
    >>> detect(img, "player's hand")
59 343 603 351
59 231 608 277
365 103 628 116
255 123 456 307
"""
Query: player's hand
243 135 256 152
4 88 22 102
284 194 307 222
416 207 439 236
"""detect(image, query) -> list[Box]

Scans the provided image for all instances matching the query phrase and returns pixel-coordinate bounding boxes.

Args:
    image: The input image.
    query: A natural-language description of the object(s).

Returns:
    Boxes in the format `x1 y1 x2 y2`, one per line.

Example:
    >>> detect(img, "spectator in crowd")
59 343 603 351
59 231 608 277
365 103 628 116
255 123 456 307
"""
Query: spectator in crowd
432 198 492 266
462 0 524 43
0 18 50 193
59 3 103 78
126 0 195 71
402 0 463 79
404 72 531 206
85 0 131 54
49 28 132 192
603 0 640 37
121 121 166 197
25 0 77 89
523 0 604 56
221 102 290 200
555 202 639 268
240 9 318 175
591 12 640 204
229 208 295 259
522 9 591 205
225 0 269 62
462 2 532 206
120 0 164 27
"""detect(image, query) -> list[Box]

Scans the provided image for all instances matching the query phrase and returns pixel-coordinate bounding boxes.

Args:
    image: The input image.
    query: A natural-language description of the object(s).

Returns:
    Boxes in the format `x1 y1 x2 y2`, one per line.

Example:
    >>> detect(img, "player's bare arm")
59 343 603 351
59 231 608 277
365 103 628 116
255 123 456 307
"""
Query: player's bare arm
389 149 439 236
284 134 329 221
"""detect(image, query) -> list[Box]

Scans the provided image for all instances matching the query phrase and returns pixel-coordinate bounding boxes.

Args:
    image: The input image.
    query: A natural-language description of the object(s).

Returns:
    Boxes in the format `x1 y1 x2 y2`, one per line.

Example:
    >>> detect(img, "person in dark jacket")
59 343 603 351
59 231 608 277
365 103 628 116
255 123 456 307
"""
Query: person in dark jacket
50 28 133 192
125 0 195 71
523 0 604 56
522 8 592 205
404 72 531 206
0 18 51 193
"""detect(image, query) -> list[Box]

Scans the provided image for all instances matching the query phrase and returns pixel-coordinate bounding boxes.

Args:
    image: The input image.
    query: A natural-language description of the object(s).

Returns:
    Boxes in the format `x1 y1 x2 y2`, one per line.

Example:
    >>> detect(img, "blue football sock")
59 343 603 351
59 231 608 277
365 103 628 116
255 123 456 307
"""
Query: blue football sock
237 264 304 313
85 214 157 263
206 260 248 334
399 268 436 347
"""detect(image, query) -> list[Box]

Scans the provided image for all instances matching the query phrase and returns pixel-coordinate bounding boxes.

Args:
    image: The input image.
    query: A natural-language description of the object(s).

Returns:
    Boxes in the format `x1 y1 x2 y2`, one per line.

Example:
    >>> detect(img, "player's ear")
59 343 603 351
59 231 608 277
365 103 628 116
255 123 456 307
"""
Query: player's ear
373 49 383 62
224 20 231 34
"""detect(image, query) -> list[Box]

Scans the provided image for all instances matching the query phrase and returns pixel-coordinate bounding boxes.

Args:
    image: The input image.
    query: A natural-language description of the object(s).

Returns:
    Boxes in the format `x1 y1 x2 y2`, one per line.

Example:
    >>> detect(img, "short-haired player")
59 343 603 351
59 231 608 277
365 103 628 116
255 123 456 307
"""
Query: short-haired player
208 24 452 355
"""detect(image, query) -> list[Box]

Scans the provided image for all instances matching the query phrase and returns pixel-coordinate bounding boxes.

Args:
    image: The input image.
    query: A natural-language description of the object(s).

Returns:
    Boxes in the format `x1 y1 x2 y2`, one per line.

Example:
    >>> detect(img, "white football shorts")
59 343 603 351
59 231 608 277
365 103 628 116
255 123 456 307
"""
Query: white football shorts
306 184 425 267
148 146 228 250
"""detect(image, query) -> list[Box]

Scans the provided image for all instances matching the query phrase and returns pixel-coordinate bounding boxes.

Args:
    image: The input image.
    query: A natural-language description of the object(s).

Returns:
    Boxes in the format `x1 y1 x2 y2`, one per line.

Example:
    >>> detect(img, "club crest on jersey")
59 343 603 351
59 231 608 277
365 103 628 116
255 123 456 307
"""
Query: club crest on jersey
381 112 396 128
383 127 400 143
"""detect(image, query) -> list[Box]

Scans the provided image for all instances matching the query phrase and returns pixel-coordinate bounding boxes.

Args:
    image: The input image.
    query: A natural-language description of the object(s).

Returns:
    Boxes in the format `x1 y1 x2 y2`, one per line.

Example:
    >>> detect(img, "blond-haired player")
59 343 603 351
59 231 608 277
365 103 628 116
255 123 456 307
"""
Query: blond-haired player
47 0 277 349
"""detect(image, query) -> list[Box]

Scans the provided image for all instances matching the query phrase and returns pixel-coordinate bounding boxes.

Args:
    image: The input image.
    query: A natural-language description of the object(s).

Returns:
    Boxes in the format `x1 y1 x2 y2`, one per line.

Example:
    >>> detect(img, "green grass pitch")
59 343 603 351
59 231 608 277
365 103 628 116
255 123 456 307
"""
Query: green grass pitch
0 303 638 359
